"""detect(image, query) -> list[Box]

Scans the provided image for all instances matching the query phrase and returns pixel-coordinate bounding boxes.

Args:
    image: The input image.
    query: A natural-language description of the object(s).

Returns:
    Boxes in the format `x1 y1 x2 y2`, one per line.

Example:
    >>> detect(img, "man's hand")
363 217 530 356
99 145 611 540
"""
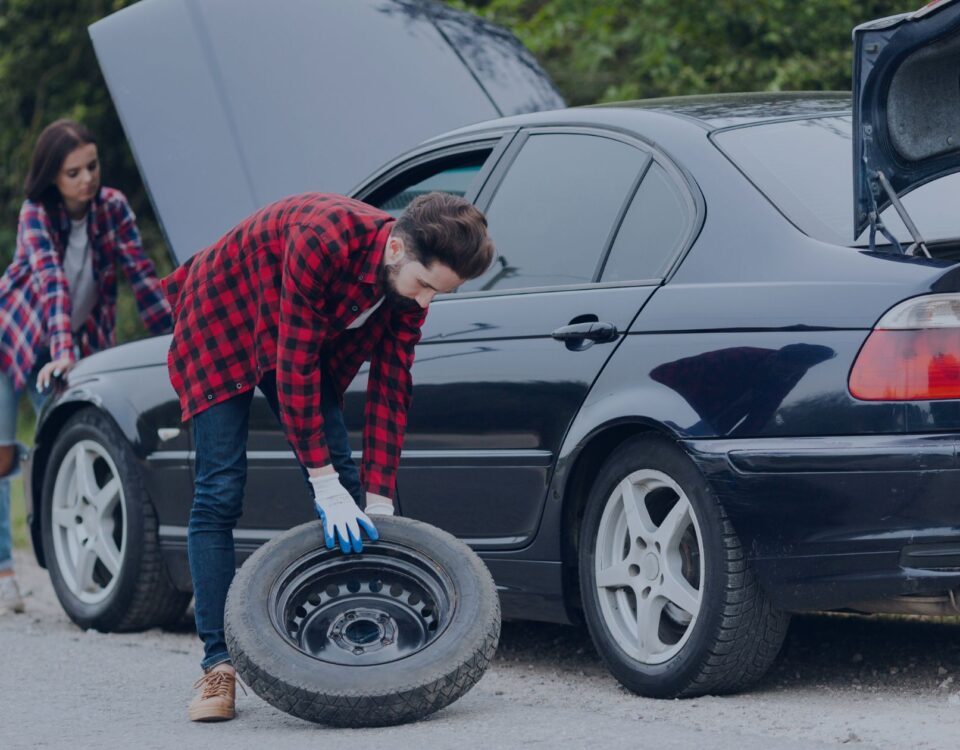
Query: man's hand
36 357 75 392
309 472 378 553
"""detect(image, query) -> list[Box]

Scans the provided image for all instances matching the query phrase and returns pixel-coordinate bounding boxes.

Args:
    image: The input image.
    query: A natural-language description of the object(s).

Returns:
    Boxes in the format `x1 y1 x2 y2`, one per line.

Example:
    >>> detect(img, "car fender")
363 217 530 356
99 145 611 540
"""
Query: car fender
28 366 185 568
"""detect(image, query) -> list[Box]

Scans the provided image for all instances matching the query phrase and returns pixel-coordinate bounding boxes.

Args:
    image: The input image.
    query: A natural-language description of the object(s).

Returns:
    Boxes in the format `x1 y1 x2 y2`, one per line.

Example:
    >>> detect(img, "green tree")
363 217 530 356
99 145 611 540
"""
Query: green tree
450 1 909 104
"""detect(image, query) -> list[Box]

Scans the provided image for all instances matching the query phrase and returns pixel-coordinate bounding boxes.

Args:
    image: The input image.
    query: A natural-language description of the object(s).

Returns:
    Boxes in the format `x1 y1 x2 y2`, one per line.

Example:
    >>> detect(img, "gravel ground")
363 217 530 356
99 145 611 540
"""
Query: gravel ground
4 549 960 750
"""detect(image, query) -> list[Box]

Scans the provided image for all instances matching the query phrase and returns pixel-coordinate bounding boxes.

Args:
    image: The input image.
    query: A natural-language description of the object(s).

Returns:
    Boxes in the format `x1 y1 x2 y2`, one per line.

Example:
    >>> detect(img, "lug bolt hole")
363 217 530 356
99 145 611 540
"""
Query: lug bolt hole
628 565 640 577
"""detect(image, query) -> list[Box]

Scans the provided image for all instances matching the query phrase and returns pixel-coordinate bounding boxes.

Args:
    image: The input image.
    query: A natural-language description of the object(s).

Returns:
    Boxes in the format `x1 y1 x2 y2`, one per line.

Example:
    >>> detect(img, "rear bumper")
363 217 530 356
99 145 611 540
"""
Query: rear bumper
684 433 960 610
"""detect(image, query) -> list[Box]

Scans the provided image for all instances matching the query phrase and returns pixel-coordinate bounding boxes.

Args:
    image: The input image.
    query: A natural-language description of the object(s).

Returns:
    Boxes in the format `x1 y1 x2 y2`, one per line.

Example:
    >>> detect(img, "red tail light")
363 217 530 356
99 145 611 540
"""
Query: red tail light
849 294 960 401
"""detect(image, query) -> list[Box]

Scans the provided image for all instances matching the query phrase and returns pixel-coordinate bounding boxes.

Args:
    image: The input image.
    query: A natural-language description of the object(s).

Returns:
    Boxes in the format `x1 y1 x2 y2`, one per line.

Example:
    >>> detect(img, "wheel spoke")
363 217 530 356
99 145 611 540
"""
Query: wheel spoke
92 477 120 516
74 542 99 592
655 497 692 550
52 506 76 529
596 560 635 590
634 597 665 661
93 534 121 578
74 448 98 500
619 479 656 541
660 563 700 616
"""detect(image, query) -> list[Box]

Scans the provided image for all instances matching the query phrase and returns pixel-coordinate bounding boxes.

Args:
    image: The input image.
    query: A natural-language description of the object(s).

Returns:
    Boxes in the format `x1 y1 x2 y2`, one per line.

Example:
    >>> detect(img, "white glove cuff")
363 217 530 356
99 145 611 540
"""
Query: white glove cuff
365 501 394 516
309 472 342 495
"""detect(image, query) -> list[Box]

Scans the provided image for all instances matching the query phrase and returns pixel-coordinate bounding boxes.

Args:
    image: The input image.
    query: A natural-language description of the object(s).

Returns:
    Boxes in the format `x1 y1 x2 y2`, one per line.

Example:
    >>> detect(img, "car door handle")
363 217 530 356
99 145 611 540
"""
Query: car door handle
551 321 619 344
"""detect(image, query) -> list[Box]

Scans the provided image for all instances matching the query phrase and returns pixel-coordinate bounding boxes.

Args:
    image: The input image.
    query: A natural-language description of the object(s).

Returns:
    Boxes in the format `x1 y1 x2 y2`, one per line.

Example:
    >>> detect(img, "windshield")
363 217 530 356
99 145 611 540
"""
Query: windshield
713 115 960 246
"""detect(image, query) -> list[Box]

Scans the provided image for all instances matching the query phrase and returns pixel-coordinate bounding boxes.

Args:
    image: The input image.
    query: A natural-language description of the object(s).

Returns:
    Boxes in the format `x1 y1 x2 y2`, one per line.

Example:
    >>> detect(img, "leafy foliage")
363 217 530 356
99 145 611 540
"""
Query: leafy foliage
450 1 909 105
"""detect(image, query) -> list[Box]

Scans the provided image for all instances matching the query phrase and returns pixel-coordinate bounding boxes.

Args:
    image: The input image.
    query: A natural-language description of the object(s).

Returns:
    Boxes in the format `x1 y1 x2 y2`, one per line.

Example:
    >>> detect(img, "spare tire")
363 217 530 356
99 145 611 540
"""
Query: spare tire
224 516 500 727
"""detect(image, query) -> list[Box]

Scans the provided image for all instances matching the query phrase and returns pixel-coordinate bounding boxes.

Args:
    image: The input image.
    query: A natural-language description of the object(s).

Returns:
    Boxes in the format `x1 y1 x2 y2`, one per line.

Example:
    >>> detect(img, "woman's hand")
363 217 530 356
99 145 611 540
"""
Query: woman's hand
36 357 75 393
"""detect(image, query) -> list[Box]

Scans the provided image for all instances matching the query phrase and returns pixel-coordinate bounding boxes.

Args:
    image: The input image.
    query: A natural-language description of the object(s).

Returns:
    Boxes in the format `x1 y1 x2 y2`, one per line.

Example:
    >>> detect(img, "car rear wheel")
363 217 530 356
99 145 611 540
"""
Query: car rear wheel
40 409 190 631
225 516 500 727
579 435 789 697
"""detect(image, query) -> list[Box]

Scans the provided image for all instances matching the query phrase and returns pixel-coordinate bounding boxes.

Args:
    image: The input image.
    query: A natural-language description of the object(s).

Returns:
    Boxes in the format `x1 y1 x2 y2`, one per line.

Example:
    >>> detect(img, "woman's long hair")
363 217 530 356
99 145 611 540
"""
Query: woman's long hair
24 119 97 220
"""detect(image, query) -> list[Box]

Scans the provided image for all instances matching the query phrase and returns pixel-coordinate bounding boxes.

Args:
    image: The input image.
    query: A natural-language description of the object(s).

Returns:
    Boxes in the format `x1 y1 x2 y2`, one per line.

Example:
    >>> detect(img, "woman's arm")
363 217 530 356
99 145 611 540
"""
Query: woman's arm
111 193 173 335
19 201 75 363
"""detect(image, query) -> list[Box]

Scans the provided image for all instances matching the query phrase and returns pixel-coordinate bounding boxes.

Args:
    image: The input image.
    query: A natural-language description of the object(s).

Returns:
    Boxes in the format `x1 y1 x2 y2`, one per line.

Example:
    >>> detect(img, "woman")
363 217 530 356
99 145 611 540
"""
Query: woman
0 119 172 613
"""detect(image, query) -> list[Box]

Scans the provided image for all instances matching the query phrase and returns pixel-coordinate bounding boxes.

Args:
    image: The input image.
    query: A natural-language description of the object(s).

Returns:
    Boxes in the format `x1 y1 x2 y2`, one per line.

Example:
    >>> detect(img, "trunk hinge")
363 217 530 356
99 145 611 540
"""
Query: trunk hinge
867 169 932 257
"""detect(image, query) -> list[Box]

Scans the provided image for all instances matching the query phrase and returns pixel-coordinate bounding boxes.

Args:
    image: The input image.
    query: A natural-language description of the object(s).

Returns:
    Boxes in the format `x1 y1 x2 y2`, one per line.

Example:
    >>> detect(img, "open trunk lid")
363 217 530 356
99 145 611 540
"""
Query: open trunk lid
854 0 960 240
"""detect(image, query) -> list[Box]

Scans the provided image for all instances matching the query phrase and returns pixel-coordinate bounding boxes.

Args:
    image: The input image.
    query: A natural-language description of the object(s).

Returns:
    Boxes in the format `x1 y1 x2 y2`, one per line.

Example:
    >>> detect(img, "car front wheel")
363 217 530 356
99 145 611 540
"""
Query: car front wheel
579 435 789 697
40 409 190 632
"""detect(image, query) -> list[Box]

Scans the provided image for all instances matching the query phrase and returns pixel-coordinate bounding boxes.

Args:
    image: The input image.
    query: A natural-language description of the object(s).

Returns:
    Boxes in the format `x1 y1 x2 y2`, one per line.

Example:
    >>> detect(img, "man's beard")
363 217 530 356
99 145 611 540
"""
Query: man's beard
379 260 422 312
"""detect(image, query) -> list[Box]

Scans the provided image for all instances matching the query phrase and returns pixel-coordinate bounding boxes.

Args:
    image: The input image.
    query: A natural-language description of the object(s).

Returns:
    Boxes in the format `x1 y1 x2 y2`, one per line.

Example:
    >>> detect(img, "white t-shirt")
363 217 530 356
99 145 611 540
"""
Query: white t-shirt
63 218 97 332
346 297 384 329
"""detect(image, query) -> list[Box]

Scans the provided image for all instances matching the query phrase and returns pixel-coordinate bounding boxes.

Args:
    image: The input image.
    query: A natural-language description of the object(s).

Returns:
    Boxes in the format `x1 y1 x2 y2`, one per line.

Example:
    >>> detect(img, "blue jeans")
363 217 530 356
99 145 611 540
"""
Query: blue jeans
0 361 47 573
188 367 362 671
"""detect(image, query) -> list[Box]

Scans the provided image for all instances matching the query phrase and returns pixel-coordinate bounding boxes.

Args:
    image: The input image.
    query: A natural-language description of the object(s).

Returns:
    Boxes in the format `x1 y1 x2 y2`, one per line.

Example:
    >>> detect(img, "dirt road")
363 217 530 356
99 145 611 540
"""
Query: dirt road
3 549 960 750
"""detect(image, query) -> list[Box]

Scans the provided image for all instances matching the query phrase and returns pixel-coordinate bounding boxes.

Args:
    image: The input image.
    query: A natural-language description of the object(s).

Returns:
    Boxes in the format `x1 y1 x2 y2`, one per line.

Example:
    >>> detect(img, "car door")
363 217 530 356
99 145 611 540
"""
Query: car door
378 128 671 549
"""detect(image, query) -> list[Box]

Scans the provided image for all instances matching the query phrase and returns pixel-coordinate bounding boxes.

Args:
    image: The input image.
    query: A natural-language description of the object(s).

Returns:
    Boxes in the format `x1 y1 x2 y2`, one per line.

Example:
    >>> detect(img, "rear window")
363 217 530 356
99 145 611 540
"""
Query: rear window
713 115 960 246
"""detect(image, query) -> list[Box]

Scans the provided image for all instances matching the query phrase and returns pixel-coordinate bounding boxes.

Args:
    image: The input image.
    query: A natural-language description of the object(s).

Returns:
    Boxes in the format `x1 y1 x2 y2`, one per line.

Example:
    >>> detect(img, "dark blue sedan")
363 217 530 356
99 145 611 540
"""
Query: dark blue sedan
25 0 960 698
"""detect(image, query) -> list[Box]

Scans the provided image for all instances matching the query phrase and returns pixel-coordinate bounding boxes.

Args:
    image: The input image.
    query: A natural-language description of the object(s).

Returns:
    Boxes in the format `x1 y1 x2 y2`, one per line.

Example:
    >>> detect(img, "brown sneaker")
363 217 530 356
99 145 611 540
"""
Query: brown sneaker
188 663 241 722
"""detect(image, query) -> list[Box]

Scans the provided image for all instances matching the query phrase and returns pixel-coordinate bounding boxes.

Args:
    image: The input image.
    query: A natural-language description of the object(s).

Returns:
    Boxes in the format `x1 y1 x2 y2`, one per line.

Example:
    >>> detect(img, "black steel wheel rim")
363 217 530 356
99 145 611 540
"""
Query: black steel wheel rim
268 541 456 666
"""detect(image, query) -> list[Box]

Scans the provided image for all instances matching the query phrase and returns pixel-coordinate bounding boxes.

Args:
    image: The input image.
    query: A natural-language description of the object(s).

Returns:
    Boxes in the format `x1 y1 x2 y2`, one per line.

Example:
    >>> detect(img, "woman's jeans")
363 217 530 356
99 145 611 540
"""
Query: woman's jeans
189 368 362 671
0 364 47 573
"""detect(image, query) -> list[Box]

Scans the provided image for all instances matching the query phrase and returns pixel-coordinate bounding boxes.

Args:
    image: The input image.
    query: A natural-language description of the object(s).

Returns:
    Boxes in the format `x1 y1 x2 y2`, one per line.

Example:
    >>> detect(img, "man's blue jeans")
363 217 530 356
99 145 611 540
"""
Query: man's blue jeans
188 368 362 671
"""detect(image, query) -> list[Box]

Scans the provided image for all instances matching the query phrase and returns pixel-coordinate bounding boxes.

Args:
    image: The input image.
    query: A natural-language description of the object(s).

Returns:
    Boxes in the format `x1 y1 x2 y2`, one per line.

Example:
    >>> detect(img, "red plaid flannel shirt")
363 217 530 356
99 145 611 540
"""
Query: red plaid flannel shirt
0 188 172 390
163 193 426 498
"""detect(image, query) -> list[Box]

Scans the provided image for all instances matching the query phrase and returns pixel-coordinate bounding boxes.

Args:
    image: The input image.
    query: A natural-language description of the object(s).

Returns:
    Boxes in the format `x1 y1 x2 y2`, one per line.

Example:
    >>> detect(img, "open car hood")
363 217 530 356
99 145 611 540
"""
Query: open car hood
854 0 960 239
89 0 563 264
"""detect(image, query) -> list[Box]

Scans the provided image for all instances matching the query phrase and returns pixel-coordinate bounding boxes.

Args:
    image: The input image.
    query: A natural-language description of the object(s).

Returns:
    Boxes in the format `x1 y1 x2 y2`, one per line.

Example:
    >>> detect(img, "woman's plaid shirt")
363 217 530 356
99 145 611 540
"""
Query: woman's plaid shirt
163 193 426 499
0 188 172 390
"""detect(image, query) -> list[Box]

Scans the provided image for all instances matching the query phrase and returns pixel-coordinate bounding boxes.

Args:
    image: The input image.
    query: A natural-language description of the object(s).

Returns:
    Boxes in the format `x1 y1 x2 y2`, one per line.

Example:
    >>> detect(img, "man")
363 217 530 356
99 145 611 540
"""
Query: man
162 192 494 722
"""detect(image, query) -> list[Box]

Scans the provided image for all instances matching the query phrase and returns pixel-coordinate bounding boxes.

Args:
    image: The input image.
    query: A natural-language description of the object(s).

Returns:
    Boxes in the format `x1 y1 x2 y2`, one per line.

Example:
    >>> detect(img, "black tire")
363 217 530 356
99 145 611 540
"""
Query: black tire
40 409 190 632
579 435 789 698
225 516 500 727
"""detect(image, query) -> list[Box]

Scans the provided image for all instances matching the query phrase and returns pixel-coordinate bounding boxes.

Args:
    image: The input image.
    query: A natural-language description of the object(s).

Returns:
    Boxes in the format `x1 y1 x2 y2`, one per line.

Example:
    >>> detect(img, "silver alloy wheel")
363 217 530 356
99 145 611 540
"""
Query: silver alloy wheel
594 469 704 664
50 440 126 605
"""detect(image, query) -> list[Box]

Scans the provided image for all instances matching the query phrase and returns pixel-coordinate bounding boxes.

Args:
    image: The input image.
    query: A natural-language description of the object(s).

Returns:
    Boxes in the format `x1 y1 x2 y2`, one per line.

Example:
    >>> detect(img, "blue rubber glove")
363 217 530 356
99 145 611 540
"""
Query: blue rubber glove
309 473 378 553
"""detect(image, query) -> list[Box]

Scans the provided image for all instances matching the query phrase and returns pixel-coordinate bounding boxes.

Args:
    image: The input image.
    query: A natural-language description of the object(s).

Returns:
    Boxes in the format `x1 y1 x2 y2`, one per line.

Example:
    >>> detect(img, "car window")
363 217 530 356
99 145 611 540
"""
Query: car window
370 152 490 217
714 116 960 246
600 162 693 282
462 133 648 293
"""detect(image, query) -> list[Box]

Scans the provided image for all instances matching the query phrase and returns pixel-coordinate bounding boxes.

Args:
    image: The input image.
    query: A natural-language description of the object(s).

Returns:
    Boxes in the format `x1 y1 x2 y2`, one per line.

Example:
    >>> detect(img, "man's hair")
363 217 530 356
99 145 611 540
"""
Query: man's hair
392 192 494 280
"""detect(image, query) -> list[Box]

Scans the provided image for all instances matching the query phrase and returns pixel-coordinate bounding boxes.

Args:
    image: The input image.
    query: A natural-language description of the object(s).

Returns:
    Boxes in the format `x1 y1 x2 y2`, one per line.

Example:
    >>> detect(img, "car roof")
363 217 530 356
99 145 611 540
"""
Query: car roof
439 91 853 140
596 91 852 129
